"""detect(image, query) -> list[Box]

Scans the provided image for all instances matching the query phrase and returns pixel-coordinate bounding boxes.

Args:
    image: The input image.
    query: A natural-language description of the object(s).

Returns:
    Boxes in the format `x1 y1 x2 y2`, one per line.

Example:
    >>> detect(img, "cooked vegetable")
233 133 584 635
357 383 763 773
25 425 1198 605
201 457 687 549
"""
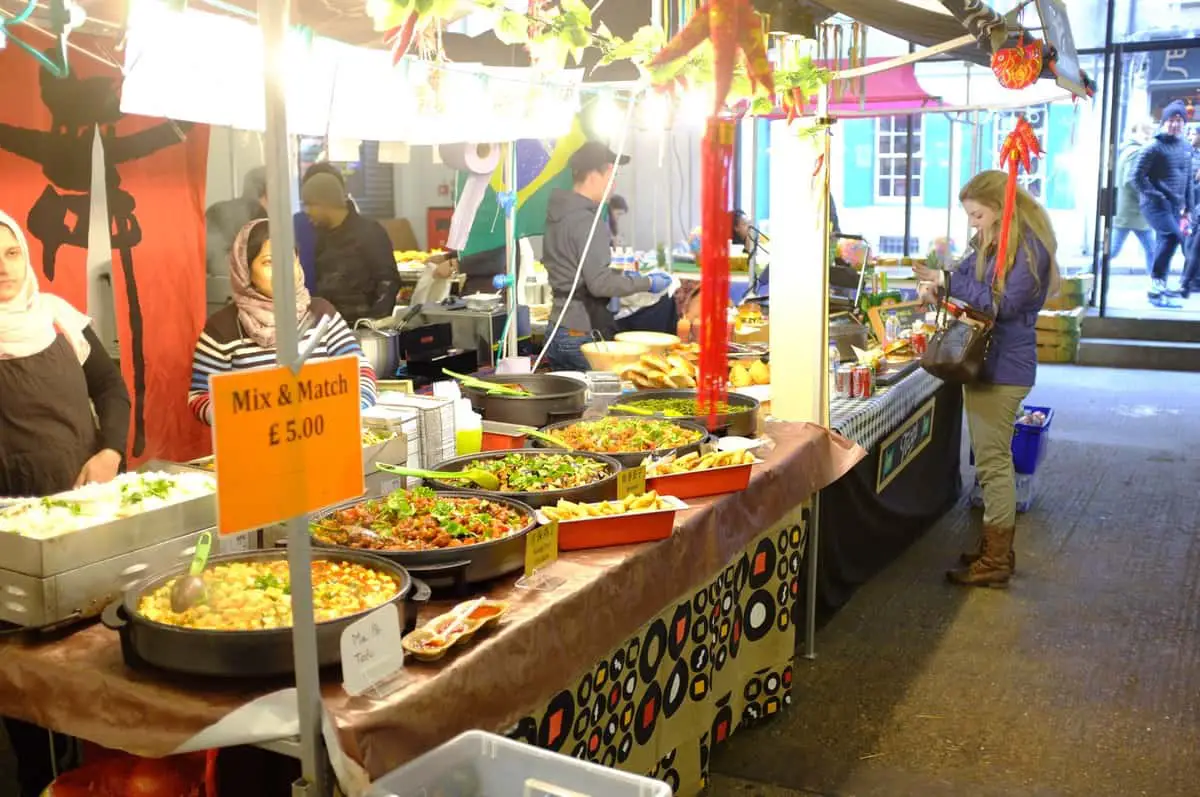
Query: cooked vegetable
549 418 702 453
463 453 612 492
542 491 672 522
138 559 399 630
362 428 398 447
616 397 751 417
645 448 756 475
310 486 528 551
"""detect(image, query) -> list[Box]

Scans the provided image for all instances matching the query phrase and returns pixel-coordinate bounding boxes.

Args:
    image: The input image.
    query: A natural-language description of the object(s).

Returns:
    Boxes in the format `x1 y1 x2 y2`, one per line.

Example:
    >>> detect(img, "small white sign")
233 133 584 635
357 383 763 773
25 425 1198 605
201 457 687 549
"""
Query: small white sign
340 602 404 697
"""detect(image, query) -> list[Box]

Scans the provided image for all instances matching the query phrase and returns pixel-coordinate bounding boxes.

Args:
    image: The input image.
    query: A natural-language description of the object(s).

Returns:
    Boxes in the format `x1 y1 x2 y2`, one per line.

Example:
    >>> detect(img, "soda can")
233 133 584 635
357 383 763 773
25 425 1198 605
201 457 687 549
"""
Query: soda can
834 365 853 398
911 331 928 355
851 365 873 398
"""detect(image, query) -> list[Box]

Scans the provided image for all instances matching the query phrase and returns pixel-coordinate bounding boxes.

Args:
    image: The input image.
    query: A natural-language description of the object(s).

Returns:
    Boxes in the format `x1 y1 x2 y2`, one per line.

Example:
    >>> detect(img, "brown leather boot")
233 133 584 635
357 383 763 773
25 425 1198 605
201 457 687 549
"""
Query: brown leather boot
959 539 1016 570
947 523 1014 587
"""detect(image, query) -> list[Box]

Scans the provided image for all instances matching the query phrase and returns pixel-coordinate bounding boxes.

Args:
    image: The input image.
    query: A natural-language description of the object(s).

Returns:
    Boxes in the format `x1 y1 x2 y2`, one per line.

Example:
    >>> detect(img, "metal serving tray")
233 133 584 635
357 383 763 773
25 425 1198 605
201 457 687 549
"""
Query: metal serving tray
0 527 216 627
0 460 216 579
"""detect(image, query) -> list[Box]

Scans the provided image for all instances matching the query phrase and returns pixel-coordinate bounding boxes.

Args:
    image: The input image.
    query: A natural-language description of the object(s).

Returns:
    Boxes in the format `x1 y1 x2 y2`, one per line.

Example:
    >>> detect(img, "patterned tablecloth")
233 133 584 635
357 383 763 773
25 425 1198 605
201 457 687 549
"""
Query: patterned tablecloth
830 368 944 450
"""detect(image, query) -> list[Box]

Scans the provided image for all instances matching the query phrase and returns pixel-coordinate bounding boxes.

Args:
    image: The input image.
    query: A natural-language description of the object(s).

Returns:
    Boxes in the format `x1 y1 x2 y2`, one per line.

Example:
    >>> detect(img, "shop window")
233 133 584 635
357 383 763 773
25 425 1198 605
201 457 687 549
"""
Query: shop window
875 115 923 201
877 235 919 255
994 107 1046 200
297 138 395 220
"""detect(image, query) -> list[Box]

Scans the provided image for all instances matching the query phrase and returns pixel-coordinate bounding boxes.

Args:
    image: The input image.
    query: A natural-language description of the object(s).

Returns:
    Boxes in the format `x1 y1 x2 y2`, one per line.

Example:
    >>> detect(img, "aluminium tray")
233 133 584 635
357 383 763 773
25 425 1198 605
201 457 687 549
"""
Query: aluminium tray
0 460 216 579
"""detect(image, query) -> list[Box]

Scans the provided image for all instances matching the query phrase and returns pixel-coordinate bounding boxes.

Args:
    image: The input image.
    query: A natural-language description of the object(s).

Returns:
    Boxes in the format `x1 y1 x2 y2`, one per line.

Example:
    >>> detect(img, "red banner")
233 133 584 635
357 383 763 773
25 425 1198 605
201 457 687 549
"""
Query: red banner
0 33 209 465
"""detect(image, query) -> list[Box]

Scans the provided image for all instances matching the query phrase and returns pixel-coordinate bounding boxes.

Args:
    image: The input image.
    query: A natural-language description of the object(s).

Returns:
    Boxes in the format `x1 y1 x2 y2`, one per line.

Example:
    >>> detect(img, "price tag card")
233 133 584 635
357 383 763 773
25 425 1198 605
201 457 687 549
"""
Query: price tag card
211 355 364 534
524 520 559 577
340 602 405 697
617 465 646 499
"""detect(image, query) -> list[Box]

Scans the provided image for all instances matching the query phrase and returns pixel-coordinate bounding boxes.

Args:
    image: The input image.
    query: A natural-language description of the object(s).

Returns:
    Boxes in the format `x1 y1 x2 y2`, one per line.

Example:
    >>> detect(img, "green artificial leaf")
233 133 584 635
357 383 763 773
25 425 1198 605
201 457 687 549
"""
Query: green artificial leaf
495 10 530 44
750 95 776 115
414 0 434 14
560 0 592 27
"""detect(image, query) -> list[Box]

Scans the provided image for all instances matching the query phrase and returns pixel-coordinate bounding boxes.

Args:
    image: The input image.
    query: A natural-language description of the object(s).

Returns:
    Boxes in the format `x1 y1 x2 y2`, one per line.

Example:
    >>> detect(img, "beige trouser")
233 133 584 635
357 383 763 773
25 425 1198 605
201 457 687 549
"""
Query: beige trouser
964 383 1031 529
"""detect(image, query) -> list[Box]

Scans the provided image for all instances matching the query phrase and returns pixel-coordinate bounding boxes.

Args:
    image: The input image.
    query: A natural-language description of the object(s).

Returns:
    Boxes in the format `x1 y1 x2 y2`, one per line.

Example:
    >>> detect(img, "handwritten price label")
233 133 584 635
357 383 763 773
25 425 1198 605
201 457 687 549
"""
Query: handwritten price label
340 602 404 697
210 355 363 534
617 465 646 499
524 520 559 578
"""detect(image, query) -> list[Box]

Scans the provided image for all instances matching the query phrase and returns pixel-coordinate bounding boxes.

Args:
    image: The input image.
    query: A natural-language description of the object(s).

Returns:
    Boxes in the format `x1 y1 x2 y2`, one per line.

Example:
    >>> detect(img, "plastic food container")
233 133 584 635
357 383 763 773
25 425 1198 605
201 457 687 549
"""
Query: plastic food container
645 459 758 499
537 496 687 551
481 420 529 451
366 730 670 797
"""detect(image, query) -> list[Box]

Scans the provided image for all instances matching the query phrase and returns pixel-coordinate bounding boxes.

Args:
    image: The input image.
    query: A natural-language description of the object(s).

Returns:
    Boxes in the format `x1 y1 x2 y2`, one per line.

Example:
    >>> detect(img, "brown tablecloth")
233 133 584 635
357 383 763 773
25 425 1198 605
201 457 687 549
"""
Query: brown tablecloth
0 421 863 779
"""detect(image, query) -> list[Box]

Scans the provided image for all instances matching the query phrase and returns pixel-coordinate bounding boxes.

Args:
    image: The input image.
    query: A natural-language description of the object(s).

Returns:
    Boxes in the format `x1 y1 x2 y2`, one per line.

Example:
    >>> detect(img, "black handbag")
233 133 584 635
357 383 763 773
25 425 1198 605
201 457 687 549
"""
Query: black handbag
920 272 994 384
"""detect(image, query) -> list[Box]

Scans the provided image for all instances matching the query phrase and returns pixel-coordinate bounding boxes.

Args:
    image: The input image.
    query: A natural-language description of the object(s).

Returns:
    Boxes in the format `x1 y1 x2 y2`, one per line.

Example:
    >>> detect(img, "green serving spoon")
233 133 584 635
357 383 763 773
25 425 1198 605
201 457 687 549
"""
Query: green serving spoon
375 462 501 491
608 405 656 416
516 427 575 450
170 531 212 613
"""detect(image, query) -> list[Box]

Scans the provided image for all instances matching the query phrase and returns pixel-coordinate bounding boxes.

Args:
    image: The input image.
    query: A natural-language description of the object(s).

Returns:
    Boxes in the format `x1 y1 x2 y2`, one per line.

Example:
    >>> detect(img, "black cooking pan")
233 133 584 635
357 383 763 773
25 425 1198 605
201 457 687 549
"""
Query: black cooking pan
607 389 760 437
424 450 622 509
310 491 537 588
102 549 425 678
461 373 587 427
533 417 709 468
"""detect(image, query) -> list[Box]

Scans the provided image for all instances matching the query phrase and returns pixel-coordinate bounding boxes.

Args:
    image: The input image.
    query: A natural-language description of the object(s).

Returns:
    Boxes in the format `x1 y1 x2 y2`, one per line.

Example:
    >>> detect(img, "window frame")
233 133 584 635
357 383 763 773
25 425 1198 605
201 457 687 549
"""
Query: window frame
874 115 924 203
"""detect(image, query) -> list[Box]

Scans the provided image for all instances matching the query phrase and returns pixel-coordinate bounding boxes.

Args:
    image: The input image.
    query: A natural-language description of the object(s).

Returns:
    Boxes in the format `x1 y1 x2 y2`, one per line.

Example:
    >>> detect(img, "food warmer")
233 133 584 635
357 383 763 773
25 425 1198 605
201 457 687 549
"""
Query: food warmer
460 373 587 428
607 389 761 438
533 418 710 468
423 450 622 509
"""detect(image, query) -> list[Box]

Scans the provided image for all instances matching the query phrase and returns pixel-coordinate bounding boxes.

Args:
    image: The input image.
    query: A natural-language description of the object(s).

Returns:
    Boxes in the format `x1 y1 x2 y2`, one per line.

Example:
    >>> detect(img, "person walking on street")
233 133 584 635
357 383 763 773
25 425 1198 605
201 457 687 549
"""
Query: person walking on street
1131 100 1194 302
1112 121 1156 276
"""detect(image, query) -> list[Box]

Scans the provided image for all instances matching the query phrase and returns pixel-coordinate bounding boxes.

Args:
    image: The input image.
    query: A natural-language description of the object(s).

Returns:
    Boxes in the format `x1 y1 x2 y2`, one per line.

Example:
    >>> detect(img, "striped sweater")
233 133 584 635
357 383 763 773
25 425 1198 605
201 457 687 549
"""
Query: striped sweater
189 298 377 426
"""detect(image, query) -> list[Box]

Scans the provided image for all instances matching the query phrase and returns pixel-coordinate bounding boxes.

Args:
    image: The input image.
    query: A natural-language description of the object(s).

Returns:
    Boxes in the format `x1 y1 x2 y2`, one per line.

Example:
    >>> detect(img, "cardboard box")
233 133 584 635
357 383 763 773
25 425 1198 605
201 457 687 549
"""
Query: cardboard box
1036 306 1086 332
1036 328 1082 347
1037 340 1079 363
1044 274 1093 311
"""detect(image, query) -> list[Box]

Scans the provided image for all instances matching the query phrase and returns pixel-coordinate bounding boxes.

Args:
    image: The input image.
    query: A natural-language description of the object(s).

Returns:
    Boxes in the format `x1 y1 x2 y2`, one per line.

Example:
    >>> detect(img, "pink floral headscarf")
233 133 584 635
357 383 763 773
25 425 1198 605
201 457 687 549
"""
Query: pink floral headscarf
228 218 311 348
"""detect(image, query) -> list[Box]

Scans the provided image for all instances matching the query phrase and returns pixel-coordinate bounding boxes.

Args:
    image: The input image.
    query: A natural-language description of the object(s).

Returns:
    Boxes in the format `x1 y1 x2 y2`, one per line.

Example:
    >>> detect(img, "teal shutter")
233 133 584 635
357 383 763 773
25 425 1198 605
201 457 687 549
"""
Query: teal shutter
1044 104 1076 211
841 119 875 208
923 113 951 208
755 118 771 221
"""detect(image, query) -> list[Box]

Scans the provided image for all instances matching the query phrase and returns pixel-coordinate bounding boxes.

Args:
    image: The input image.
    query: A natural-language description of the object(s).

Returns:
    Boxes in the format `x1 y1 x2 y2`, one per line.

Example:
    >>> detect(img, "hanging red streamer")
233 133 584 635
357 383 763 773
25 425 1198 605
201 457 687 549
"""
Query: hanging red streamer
993 117 1042 285
697 117 736 429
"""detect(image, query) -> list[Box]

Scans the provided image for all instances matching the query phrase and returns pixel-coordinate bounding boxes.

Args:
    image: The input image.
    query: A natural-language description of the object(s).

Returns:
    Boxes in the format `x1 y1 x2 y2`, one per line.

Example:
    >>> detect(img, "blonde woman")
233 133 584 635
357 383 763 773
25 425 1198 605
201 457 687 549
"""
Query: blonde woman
914 170 1058 588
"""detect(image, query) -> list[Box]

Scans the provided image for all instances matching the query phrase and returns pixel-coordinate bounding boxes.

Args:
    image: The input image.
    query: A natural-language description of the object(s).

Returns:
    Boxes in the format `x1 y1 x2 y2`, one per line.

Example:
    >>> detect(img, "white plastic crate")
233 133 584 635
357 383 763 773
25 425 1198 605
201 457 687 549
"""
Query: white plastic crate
366 731 671 797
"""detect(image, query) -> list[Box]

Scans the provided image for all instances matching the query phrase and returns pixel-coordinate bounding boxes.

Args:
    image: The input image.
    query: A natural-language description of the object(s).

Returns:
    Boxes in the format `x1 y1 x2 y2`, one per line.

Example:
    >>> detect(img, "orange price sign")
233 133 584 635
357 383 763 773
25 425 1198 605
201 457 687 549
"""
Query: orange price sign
210 355 364 534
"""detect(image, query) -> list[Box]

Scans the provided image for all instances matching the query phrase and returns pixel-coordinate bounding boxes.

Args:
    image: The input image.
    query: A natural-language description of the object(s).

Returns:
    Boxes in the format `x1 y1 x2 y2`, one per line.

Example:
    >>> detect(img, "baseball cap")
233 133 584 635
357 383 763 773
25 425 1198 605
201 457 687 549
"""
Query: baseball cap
569 141 631 177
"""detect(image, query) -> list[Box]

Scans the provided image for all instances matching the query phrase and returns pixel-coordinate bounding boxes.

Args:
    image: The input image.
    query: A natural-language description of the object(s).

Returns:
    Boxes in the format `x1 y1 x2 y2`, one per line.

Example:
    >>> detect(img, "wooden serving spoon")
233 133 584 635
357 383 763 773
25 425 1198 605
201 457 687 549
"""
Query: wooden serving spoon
375 462 501 491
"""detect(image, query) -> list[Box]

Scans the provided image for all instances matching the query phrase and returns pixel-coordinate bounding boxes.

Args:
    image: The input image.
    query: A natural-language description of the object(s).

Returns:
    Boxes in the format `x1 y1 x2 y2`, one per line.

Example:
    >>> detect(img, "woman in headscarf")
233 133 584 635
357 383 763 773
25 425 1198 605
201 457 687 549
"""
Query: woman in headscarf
188 219 377 425
0 210 131 796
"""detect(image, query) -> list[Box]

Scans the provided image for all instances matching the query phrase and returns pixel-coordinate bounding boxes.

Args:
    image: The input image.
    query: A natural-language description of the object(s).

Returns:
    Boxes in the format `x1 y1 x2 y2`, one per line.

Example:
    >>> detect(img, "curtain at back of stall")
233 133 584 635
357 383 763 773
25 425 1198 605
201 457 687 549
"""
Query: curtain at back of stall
0 31 210 466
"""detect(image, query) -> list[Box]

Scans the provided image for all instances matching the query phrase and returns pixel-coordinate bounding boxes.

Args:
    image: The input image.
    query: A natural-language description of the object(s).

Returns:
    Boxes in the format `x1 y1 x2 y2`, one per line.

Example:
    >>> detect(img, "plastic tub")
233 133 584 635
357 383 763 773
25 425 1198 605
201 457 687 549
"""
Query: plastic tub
366 730 670 797
1012 405 1053 475
537 496 686 551
645 460 757 499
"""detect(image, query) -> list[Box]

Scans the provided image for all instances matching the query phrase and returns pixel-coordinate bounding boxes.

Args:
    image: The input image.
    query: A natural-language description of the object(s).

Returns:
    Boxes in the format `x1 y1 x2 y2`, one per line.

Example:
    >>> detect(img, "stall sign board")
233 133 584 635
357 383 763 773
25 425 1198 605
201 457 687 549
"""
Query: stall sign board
877 397 936 493
525 521 560 578
617 465 647 499
341 602 405 697
1036 0 1087 99
210 355 364 534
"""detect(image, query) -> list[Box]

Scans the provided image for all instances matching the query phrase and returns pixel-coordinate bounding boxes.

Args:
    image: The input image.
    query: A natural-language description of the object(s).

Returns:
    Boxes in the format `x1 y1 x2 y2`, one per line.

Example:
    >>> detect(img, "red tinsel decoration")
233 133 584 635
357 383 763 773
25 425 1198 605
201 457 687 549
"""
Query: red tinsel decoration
697 117 736 429
994 117 1042 284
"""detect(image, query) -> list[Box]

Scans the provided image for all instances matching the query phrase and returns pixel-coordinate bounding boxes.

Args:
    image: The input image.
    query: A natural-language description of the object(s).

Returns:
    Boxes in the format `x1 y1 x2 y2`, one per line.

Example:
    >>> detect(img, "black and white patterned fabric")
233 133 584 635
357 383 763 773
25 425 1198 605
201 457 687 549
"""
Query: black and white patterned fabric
830 369 944 450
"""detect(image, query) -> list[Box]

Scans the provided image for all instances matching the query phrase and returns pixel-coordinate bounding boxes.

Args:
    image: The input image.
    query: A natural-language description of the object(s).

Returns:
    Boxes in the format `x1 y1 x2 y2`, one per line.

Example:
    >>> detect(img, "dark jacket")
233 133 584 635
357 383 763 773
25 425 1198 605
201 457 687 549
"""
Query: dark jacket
947 232 1052 388
1132 132 1194 215
205 197 266 276
312 209 400 326
543 189 650 337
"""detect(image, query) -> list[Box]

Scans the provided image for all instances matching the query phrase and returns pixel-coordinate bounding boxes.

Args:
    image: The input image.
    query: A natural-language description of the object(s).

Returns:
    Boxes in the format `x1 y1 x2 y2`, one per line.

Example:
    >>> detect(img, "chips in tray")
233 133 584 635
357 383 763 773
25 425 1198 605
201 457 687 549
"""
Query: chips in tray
541 491 673 522
644 448 756 476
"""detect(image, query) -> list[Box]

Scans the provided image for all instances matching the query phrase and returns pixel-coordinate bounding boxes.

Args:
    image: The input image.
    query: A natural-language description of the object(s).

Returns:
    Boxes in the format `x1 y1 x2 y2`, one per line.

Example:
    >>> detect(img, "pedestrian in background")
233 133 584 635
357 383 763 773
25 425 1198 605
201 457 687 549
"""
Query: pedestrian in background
1112 121 1156 276
1131 100 1194 302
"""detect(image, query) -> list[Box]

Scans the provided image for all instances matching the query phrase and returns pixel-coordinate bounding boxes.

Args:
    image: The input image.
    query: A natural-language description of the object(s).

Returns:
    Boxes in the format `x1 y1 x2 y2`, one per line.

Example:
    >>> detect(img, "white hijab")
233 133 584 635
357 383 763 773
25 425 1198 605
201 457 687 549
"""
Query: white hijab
0 210 92 363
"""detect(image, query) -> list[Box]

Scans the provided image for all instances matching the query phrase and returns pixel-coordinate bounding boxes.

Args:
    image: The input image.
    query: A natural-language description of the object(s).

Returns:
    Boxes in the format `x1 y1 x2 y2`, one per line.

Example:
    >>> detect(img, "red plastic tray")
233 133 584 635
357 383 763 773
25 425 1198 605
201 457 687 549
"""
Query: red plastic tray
538 497 687 551
644 460 757 499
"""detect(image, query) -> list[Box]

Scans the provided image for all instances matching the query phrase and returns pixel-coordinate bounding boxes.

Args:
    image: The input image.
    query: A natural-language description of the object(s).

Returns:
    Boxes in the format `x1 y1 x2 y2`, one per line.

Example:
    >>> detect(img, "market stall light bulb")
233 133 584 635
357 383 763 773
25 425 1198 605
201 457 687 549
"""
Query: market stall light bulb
639 93 671 130
591 96 622 139
680 89 709 127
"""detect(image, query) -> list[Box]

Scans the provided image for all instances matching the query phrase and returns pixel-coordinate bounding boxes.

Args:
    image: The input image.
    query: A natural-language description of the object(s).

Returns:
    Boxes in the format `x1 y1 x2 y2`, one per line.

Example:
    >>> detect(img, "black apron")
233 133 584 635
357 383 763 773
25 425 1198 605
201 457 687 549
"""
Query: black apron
0 334 98 498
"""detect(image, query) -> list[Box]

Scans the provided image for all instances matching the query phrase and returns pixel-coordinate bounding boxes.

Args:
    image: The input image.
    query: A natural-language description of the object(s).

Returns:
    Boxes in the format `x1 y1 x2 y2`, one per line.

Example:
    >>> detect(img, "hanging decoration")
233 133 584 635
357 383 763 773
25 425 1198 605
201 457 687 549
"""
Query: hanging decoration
645 0 774 115
696 117 735 428
990 33 1043 91
994 117 1042 284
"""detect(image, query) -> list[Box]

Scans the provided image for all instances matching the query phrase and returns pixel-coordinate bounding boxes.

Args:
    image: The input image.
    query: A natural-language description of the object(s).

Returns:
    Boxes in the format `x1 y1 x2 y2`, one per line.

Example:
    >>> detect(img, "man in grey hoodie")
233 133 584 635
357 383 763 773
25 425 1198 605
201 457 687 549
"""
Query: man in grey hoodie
542 141 670 370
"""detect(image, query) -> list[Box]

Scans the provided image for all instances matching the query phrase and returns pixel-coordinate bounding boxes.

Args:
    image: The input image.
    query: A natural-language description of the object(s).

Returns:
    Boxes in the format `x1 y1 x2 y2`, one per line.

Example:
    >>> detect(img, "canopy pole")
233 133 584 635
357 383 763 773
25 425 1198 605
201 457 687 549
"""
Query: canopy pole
504 142 519 359
259 0 326 793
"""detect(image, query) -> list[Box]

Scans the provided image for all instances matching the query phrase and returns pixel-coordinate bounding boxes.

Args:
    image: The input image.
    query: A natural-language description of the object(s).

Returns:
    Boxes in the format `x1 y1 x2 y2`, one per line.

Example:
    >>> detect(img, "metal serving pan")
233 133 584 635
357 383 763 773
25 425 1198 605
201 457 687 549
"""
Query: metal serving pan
0 461 216 578
102 549 424 678
423 450 622 509
607 389 760 438
461 374 587 428
309 491 537 588
533 418 710 468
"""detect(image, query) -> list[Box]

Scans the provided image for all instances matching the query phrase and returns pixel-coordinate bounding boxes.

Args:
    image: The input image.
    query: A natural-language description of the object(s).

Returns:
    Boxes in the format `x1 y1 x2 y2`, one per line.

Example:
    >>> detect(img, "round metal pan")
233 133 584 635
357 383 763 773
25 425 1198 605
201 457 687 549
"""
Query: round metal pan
533 418 710 468
424 450 622 508
461 373 587 428
310 491 537 586
102 549 422 679
607 389 760 438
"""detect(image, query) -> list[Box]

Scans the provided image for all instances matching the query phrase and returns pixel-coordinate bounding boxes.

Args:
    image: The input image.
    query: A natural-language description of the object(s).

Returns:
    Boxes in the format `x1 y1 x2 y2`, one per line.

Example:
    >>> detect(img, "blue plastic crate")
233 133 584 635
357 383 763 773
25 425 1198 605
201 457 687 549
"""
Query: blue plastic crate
1012 405 1053 475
